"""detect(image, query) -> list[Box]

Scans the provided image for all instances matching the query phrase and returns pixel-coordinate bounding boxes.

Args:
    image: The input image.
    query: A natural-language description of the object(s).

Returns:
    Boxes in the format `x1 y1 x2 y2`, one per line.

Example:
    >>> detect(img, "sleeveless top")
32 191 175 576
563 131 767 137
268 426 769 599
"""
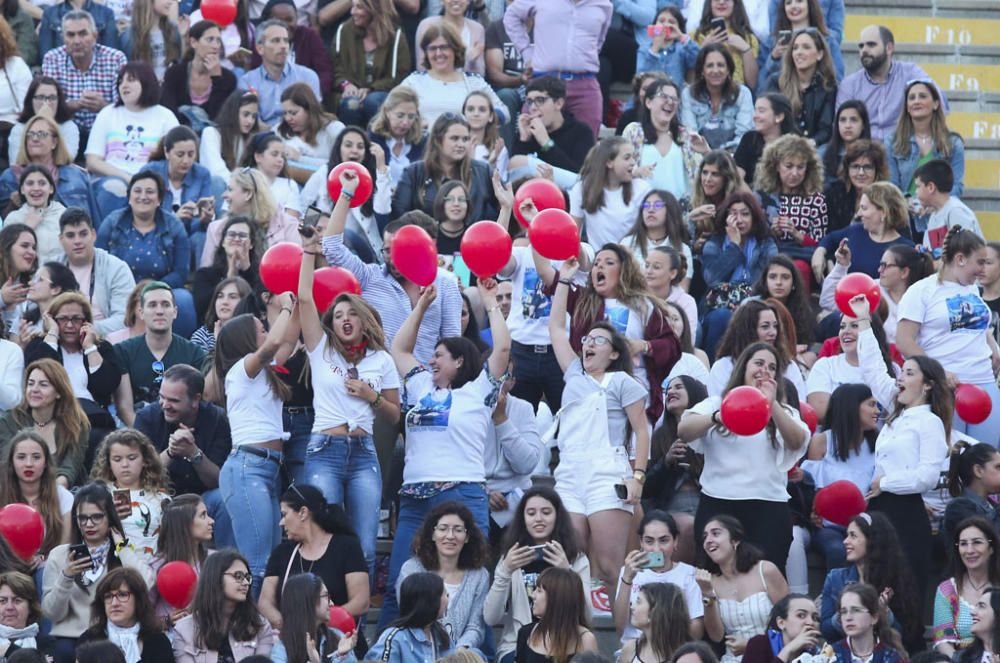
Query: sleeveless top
718 563 774 663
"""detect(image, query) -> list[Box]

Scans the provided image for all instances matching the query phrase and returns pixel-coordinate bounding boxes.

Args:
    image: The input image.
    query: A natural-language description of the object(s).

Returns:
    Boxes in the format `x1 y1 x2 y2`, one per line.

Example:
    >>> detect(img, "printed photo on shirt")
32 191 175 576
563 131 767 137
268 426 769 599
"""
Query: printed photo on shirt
947 294 990 333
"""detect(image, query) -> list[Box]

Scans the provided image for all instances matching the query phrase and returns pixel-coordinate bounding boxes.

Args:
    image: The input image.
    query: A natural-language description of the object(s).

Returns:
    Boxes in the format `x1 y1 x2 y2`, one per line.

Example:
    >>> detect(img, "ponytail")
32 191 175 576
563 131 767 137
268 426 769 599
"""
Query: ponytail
280 484 357 537
948 441 999 497
939 225 986 281
885 245 935 288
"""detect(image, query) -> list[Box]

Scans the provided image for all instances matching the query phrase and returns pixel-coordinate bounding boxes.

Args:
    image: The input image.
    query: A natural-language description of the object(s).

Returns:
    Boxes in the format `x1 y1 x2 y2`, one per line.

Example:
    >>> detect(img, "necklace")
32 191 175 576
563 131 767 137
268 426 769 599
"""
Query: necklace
915 133 933 145
32 416 53 428
967 575 990 592
848 637 874 659
297 548 317 575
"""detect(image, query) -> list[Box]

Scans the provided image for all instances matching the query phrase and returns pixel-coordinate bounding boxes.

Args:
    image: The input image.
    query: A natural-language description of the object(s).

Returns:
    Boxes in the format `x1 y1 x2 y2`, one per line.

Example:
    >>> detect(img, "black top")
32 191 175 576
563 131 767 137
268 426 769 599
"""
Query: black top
392 160 497 223
277 348 315 407
23 338 122 407
484 20 525 80
763 73 836 147
4 634 57 658
191 265 259 327
823 179 860 234
113 335 208 407
160 62 238 123
78 628 176 662
733 130 766 186
264 535 367 608
516 623 581 663
133 401 232 495
511 113 595 174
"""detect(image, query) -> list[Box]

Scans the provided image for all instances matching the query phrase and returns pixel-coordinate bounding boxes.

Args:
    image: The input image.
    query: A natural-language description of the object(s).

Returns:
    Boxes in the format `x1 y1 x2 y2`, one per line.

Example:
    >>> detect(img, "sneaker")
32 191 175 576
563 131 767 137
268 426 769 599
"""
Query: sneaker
590 580 612 617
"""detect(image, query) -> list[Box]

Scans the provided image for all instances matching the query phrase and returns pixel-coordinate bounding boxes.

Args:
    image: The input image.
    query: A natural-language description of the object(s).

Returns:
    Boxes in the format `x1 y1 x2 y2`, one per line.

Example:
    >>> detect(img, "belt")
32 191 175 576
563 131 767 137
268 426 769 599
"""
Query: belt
533 71 596 80
284 406 314 414
513 340 551 354
237 446 282 464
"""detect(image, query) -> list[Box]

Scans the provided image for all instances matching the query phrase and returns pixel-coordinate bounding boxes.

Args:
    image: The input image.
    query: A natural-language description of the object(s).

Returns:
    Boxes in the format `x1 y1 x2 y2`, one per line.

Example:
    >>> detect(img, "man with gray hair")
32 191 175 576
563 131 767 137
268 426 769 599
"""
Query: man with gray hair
38 0 119 56
242 19 321 125
41 10 126 157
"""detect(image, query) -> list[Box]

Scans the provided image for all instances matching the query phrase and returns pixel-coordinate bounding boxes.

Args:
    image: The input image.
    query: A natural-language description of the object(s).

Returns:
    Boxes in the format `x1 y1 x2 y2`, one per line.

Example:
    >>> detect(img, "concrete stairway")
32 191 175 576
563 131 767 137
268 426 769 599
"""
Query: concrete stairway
842 0 1000 234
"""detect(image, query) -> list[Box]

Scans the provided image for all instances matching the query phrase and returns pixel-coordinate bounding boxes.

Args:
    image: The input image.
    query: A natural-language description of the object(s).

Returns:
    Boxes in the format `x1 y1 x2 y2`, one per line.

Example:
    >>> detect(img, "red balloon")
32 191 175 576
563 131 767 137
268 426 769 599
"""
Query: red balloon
329 605 356 636
956 384 992 425
814 480 867 527
720 386 771 436
260 242 304 295
313 267 362 313
390 225 437 286
0 504 43 560
799 402 818 435
834 272 881 317
514 178 566 228
157 561 198 609
460 221 513 278
327 162 374 208
528 209 579 261
200 0 237 26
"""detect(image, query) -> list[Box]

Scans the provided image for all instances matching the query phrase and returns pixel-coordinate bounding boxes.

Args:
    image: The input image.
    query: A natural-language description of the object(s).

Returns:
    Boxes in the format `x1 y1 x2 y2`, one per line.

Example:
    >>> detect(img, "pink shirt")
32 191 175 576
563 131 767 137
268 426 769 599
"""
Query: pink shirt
503 0 612 74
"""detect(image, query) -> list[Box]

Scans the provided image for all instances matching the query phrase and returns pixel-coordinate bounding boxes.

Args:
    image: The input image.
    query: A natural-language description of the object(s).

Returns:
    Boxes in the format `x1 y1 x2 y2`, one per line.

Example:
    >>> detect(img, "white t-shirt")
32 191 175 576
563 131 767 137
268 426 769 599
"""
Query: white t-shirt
504 245 593 346
898 274 993 384
707 355 806 398
149 28 167 80
561 359 647 451
663 352 711 385
271 177 302 215
685 396 808 501
621 235 694 281
638 142 689 202
86 105 180 176
307 340 400 434
280 121 346 172
923 197 981 258
569 178 651 251
224 357 286 446
402 367 501 484
805 354 862 396
617 562 704 642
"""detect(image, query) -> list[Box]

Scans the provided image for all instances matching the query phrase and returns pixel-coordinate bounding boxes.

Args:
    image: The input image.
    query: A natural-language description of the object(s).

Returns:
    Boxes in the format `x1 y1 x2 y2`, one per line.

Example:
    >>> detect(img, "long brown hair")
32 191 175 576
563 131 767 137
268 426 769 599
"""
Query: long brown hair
421 114 473 207
320 293 387 356
278 83 334 146
777 30 836 118
885 354 953 442
130 0 181 66
641 583 692 661
90 429 171 495
531 568 591 663
211 313 292 405
88 568 163 642
838 583 906 656
579 137 635 214
0 431 64 555
892 80 957 159
156 494 209 567
574 243 654 329
192 549 265 651
352 0 398 46
14 359 89 472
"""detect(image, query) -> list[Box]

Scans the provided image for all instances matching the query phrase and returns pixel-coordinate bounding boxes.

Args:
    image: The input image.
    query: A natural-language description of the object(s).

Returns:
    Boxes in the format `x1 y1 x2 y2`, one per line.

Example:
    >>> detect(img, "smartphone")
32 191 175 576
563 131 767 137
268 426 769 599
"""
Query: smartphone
646 25 671 38
615 483 628 500
196 196 214 209
69 543 93 569
778 29 792 45
710 17 727 34
113 489 131 513
17 272 29 286
641 552 665 568
527 544 547 561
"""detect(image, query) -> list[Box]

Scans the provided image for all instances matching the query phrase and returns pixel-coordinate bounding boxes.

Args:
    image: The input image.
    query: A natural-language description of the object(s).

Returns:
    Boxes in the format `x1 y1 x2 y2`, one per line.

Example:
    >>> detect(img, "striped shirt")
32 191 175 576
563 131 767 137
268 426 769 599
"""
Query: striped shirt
42 44 126 131
322 234 462 366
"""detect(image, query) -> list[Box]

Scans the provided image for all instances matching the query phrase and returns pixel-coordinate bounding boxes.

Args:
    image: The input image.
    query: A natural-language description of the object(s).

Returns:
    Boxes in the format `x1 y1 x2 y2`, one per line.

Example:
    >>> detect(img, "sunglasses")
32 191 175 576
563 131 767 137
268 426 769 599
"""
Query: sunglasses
152 360 165 384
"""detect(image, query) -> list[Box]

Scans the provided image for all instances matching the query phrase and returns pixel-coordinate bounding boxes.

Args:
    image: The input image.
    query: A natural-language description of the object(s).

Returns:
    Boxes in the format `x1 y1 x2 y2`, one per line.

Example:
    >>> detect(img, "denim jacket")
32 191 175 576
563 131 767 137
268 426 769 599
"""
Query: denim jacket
96 206 190 288
139 160 215 233
364 627 453 663
820 566 903 641
0 164 95 219
635 38 700 89
680 84 754 151
886 132 965 197
38 0 120 55
757 32 845 85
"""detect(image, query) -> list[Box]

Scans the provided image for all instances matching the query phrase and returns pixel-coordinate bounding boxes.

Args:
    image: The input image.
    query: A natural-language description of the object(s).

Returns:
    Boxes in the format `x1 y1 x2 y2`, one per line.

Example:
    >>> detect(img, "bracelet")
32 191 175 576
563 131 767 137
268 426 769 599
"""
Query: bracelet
621 578 633 585
371 392 383 408
486 304 500 314
281 307 293 314
84 345 99 356
558 278 572 286
303 250 319 255
340 189 355 199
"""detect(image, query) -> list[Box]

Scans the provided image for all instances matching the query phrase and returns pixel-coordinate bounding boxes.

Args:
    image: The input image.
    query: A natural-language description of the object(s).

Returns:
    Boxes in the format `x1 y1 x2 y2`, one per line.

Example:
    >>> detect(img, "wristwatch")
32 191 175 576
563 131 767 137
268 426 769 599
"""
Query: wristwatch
190 451 204 465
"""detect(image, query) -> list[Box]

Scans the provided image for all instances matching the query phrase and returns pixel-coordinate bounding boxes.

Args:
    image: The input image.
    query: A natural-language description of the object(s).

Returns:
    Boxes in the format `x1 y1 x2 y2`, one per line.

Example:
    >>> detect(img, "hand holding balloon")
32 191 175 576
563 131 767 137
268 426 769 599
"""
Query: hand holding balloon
417 284 437 310
558 256 579 281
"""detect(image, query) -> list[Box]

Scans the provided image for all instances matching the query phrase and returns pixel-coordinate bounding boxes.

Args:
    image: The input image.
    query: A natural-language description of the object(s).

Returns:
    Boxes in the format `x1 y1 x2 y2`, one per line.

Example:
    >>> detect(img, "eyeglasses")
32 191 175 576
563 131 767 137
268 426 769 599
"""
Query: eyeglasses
225 230 250 240
26 131 51 140
434 524 467 535
288 481 309 508
957 538 989 548
906 78 934 88
152 360 165 385
77 513 106 525
34 94 58 104
443 196 468 205
793 27 820 36
838 607 870 617
848 163 875 173
642 201 666 210
54 315 86 326
427 44 452 53
524 95 550 108
581 335 612 347
877 262 898 271
650 91 679 104
225 571 254 585
103 590 133 604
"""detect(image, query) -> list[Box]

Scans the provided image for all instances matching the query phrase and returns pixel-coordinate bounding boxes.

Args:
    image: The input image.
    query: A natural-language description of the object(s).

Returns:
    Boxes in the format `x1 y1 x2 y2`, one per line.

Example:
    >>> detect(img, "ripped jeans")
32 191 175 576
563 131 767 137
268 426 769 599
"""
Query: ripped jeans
300 433 381 579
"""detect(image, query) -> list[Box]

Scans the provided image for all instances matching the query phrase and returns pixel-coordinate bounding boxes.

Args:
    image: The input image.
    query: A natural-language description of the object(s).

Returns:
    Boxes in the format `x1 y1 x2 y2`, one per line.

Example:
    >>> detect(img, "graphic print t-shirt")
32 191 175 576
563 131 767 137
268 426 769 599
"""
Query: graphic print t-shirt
85 105 180 176
898 274 993 383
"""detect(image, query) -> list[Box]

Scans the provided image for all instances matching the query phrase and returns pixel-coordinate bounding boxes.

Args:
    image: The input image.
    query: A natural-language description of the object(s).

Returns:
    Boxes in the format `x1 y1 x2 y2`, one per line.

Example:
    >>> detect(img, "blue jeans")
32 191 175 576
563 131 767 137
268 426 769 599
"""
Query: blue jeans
338 91 389 129
172 287 196 338
376 483 489 632
219 447 283 593
509 342 566 412
202 487 235 549
700 307 734 362
283 406 316 486
92 175 128 220
301 433 382 579
812 523 847 571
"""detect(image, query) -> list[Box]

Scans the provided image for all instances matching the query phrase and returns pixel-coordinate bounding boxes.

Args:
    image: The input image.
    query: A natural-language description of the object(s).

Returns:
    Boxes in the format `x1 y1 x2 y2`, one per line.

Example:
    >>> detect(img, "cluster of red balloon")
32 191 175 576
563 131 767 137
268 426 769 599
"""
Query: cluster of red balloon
260 243 362 312
200 0 237 26
516 179 579 261
0 503 43 560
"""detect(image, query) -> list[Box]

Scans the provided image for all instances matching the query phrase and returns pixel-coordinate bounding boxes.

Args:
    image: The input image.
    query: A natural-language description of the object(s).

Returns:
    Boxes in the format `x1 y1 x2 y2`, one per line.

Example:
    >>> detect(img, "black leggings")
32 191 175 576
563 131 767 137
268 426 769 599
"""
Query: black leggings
695 494 793 576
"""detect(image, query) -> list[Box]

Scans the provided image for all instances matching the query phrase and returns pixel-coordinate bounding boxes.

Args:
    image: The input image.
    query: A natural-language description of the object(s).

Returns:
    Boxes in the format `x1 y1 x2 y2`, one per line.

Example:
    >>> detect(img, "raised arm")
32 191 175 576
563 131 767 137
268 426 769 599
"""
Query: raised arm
391 285 435 377
244 292 295 378
480 277 511 379
547 257 580 373
297 225 325 351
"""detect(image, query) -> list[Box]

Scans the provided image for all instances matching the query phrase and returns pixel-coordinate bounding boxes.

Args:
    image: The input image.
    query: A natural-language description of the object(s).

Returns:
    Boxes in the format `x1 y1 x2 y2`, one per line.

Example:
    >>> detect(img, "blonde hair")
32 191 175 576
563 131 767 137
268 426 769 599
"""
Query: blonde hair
16 115 72 167
863 182 909 232
370 86 424 144
354 0 398 46
91 429 171 495
754 134 824 195
231 168 278 231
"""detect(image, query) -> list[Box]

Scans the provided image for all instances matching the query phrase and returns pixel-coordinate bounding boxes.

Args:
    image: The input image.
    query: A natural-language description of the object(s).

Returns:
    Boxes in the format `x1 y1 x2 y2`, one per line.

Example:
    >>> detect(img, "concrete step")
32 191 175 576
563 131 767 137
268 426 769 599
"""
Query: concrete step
943 91 1000 114
979 211 1000 240
966 160 1000 190
945 113 1000 141
843 44 1000 68
965 188 1000 213
846 0 999 19
967 140 1000 161
843 14 1000 46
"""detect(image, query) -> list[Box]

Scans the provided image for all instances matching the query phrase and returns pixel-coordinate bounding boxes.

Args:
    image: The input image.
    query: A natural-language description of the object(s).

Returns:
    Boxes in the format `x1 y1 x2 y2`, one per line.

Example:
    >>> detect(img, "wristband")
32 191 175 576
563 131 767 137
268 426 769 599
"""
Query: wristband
558 278 572 286
540 139 555 152
486 304 500 314
84 345 99 356
281 307 293 314
371 393 383 408
340 189 355 200
621 578 632 585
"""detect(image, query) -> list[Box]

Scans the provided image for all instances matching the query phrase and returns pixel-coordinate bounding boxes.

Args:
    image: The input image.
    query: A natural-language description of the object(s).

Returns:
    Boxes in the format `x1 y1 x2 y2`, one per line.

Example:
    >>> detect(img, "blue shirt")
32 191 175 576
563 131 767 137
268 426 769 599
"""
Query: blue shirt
819 222 915 278
96 207 191 287
241 62 321 126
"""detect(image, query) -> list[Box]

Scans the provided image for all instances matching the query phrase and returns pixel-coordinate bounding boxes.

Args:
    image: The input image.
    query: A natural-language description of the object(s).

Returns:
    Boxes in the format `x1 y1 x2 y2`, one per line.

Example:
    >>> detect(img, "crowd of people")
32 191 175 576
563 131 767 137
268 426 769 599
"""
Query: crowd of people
0 0 992 661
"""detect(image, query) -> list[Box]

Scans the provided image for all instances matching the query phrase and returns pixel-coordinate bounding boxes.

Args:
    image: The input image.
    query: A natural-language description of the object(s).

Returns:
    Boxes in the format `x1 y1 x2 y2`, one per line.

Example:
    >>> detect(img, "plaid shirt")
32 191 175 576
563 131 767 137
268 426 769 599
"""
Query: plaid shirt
42 43 126 131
